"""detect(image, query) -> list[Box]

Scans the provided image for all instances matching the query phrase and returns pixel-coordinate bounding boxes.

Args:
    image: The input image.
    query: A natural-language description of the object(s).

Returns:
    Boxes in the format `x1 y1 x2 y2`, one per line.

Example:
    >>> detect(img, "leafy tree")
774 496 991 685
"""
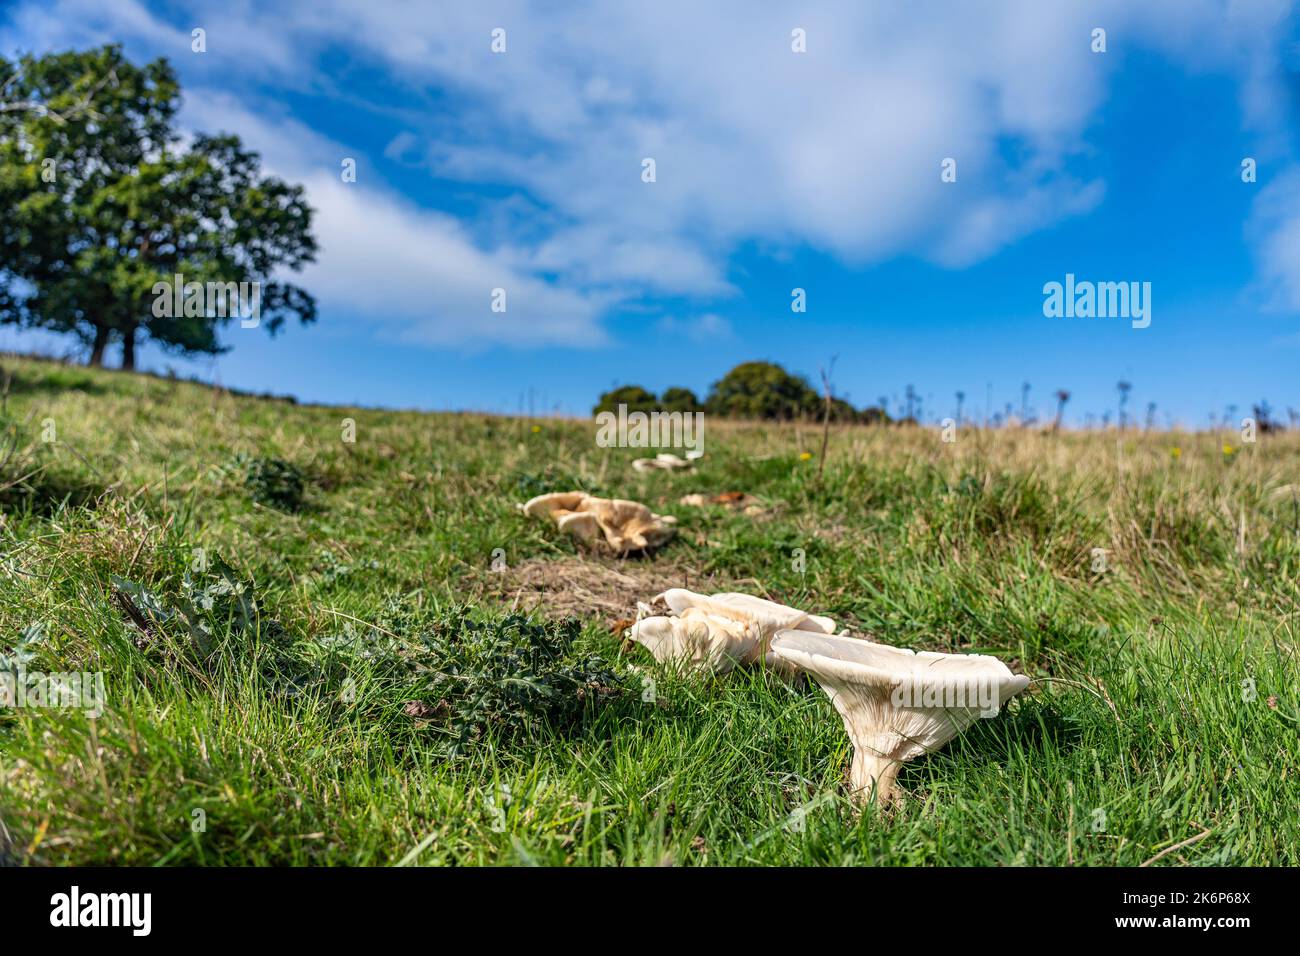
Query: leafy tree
593 367 885 422
704 361 820 420
825 396 862 422
592 385 658 416
0 45 316 368
658 386 702 413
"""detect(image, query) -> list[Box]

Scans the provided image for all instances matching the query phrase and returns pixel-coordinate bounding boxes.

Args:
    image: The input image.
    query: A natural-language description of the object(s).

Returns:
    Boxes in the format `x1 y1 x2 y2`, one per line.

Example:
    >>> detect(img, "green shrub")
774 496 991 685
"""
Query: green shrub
403 612 624 756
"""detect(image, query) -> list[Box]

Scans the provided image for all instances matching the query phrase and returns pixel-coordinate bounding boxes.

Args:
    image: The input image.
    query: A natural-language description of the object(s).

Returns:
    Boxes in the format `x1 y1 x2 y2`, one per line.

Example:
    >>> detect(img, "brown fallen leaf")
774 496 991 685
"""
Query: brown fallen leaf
403 700 447 720
679 490 766 514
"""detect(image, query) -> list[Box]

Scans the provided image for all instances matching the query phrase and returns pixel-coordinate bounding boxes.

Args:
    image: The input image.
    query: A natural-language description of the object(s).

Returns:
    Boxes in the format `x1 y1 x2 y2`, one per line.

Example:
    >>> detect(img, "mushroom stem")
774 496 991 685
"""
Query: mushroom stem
770 630 1031 809
849 749 903 806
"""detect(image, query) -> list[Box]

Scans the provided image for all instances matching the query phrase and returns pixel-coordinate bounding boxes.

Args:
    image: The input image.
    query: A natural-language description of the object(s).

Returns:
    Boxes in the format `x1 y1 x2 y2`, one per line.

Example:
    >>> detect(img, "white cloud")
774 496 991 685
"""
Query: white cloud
656 313 733 343
297 0 1259 274
4 2 611 348
177 90 610 347
1 0 186 55
382 131 420 163
6 0 1300 345
1248 170 1300 313
298 171 609 348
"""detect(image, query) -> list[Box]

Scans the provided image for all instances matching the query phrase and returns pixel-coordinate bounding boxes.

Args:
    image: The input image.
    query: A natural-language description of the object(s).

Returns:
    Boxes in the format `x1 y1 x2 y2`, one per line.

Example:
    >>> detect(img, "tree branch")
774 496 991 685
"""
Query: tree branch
0 67 116 125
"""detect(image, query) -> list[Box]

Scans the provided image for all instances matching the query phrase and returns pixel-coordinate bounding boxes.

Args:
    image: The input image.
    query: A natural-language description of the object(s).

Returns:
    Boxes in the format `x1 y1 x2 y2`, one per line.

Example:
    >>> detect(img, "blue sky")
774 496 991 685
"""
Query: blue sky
3 0 1300 426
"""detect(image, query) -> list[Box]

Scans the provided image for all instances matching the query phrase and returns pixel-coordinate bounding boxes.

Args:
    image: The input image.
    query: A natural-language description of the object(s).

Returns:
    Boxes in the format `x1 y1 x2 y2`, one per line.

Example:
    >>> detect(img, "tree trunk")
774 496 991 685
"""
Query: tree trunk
88 325 109 367
121 324 137 371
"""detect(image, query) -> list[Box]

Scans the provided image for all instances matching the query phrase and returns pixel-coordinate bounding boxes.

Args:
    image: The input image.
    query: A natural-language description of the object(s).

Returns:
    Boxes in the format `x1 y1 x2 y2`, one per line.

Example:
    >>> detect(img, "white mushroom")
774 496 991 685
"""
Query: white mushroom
520 491 586 519
629 588 835 676
628 611 751 673
631 453 693 473
769 631 1030 806
520 491 676 554
680 592 836 638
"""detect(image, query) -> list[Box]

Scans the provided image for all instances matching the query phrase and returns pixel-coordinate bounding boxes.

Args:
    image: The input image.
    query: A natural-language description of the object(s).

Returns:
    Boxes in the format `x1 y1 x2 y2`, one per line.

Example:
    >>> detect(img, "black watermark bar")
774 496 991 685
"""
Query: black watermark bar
0 866 1280 943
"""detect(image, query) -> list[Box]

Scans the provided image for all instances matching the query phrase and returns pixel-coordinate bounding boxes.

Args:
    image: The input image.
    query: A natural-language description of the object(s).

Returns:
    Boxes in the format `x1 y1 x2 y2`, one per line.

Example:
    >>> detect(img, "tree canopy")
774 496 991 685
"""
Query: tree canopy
704 361 821 420
0 45 317 368
657 387 703 413
593 362 887 422
592 385 660 416
592 384 704 416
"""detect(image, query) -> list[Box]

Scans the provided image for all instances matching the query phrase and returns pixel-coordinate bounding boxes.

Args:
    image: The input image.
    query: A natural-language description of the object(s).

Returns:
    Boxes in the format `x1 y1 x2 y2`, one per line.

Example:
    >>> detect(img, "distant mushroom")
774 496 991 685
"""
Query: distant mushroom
629 588 835 676
677 491 766 516
632 453 694 473
769 631 1030 806
521 491 676 554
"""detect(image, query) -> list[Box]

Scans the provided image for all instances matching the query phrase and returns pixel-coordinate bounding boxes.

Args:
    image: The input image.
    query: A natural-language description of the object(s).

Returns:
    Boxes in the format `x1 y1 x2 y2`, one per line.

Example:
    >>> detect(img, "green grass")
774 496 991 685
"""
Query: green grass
0 353 1296 865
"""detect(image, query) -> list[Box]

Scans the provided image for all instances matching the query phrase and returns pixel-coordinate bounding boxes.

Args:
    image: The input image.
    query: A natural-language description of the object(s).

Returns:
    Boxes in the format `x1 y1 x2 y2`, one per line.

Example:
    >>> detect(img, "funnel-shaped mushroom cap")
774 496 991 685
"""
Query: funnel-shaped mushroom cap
663 589 835 649
521 491 676 554
521 491 588 519
698 592 836 636
628 589 836 676
770 631 1030 806
629 612 751 673
584 497 677 551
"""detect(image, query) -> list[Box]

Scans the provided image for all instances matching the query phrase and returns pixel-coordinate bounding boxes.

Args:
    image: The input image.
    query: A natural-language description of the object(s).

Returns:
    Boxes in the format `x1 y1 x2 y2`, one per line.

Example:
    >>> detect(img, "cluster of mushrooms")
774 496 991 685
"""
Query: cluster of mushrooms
521 493 1031 806
630 589 1030 806
521 491 678 554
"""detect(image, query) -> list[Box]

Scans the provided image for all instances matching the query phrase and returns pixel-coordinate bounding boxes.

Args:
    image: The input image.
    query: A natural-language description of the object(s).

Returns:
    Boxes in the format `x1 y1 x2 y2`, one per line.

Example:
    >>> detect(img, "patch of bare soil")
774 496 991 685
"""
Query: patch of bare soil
478 556 725 622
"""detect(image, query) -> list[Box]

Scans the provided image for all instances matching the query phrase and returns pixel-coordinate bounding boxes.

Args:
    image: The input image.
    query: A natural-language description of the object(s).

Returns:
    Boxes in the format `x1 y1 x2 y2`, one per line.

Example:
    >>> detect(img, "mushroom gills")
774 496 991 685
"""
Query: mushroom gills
519 491 676 554
770 630 1030 806
628 589 836 677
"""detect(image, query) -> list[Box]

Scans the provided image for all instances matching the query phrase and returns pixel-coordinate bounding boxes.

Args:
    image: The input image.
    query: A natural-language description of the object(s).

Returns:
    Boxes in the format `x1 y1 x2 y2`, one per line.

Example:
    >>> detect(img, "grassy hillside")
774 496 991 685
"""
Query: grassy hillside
0 353 1296 865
